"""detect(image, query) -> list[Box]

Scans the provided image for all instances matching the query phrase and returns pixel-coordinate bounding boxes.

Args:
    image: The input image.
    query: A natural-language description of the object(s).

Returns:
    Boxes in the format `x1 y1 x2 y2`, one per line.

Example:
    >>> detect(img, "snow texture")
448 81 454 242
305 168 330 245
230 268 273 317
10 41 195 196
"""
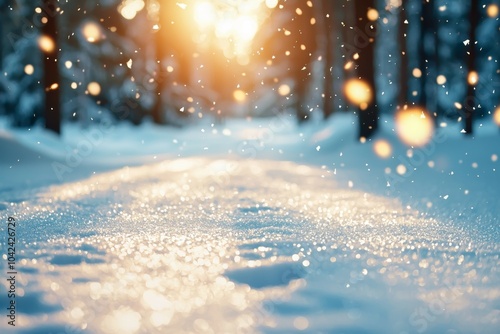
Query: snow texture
0 114 499 333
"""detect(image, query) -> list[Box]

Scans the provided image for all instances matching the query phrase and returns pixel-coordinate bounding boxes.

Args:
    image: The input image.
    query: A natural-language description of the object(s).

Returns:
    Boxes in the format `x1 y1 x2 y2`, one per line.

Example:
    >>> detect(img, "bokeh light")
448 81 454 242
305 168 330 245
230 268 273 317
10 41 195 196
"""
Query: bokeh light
233 89 247 103
395 108 435 147
293 316 309 330
396 164 407 175
373 140 392 159
467 71 479 86
82 21 102 43
265 0 279 9
494 107 500 126
234 15 259 42
38 35 55 53
24 64 34 75
412 68 422 78
87 82 102 96
119 0 145 20
344 79 373 109
278 84 291 96
487 4 499 17
436 75 447 85
194 2 216 28
367 8 379 21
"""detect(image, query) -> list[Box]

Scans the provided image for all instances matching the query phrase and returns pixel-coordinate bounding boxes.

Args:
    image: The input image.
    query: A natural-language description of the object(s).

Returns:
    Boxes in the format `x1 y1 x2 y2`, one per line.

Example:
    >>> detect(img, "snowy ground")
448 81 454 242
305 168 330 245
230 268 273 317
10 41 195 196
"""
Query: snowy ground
0 114 499 333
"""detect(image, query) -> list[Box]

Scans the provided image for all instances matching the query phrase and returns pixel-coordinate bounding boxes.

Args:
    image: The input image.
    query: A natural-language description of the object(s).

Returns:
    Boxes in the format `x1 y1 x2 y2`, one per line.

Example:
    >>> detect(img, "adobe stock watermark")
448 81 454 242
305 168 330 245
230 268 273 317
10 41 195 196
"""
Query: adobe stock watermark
50 118 114 181
407 282 465 333
342 13 381 61
7 0 60 48
50 61 173 182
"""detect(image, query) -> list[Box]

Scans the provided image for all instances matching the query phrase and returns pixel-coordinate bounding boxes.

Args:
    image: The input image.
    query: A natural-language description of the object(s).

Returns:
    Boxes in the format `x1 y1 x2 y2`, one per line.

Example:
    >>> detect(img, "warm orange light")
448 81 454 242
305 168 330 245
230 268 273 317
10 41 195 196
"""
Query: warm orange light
487 4 499 18
494 107 500 126
344 79 373 107
38 35 55 53
468 71 479 86
373 140 392 159
82 21 102 43
395 108 435 147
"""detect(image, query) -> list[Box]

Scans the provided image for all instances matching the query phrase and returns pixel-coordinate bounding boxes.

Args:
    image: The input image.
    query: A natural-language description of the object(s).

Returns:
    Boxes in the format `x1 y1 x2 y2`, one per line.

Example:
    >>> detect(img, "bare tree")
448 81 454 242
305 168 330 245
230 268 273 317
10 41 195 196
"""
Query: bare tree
322 0 336 119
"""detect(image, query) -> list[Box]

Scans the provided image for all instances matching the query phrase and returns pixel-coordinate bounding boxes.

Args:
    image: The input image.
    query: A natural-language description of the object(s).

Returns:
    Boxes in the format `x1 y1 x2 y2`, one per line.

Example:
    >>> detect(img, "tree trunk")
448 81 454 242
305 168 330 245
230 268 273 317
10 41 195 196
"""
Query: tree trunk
322 0 335 119
419 0 439 115
0 10 3 71
354 0 379 139
398 4 409 108
42 0 61 135
151 22 166 124
464 0 479 135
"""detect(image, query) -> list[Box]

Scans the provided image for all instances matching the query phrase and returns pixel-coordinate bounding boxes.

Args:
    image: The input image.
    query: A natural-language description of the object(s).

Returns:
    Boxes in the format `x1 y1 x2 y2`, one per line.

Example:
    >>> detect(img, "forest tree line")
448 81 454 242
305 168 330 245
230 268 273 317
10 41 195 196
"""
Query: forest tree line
0 0 499 138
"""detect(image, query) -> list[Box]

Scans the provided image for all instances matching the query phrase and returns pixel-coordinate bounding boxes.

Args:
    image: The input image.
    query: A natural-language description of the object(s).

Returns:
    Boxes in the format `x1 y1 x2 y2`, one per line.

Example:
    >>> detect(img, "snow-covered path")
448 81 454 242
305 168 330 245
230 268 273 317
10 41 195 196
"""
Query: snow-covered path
1 158 499 333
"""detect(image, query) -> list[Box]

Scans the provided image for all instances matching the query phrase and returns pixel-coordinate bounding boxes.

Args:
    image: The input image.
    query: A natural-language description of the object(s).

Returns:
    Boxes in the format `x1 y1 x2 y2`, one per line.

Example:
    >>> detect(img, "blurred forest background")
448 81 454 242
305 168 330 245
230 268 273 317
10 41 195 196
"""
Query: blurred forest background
0 0 499 139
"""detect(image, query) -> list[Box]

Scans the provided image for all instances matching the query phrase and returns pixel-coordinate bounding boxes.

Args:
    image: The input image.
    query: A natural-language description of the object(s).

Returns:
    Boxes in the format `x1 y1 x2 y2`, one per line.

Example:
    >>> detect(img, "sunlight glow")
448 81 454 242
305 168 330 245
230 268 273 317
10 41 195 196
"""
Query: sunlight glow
234 15 259 42
395 108 434 147
193 0 265 61
194 2 216 27
344 79 373 109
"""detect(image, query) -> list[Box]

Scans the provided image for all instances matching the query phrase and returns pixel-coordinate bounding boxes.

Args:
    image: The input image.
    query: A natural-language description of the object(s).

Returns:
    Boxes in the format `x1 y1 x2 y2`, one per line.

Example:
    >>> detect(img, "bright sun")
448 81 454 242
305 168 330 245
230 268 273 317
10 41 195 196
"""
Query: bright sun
192 0 265 64
119 0 268 64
